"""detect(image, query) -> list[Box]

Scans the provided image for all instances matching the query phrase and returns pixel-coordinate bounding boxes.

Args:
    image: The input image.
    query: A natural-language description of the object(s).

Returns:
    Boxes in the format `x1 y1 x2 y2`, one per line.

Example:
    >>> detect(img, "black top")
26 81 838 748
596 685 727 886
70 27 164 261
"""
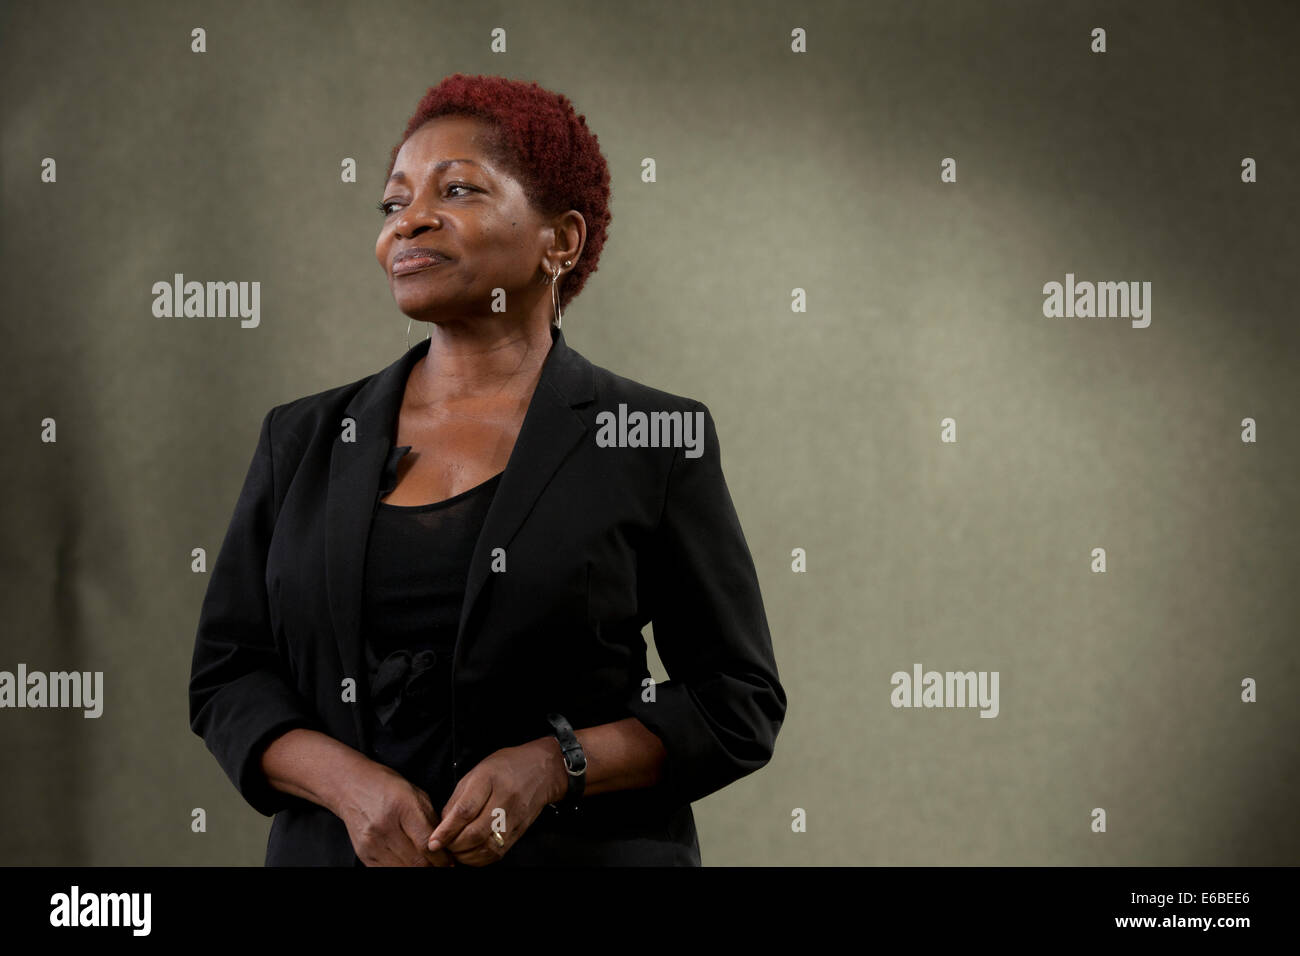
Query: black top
361 443 502 807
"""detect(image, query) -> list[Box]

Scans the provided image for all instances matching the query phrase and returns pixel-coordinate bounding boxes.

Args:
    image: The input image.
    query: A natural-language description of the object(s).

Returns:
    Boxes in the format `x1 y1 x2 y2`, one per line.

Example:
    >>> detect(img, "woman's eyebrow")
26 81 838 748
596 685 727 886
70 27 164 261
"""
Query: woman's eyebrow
386 159 484 186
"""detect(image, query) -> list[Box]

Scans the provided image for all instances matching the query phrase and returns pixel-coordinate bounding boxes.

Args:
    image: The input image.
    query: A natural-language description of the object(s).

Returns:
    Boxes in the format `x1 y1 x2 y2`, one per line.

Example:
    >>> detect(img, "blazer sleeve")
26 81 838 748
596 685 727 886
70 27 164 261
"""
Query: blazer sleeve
625 400 787 808
188 406 323 817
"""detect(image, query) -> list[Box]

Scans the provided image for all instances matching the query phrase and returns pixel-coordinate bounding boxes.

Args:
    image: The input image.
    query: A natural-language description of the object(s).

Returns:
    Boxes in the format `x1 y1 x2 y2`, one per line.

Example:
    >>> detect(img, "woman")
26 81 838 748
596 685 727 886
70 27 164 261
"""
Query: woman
188 74 786 867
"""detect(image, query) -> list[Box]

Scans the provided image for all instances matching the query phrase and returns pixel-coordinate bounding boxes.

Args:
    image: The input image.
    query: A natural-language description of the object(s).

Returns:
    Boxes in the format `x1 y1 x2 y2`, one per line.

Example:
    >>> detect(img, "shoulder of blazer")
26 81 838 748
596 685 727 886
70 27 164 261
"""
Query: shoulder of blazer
585 361 705 416
240 369 379 512
266 374 374 449
251 374 373 492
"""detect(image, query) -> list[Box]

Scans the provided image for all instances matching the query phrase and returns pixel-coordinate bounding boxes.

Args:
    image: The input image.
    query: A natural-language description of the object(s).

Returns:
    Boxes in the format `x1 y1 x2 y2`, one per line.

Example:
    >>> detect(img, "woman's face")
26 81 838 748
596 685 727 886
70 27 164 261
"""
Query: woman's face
376 115 553 324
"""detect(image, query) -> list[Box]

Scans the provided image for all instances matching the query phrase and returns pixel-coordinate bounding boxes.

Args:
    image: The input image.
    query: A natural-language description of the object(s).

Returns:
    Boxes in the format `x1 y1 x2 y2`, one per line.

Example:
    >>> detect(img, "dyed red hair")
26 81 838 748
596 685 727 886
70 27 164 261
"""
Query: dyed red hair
385 74 613 311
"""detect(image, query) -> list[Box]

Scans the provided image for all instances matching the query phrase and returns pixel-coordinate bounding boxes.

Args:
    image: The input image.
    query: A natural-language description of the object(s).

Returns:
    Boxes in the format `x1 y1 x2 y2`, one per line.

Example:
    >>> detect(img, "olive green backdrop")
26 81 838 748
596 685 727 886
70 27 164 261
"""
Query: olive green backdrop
2 0 1297 866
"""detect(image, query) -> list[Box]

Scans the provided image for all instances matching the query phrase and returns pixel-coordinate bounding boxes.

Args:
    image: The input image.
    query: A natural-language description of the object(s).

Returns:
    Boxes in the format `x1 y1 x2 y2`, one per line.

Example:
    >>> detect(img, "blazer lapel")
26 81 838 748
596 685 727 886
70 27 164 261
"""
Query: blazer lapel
454 326 594 647
324 325 594 754
324 337 426 751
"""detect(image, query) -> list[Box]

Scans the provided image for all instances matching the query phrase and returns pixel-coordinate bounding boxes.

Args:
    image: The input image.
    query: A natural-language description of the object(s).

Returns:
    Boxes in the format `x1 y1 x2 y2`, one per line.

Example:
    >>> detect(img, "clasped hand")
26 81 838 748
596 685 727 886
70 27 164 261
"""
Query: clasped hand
341 738 562 867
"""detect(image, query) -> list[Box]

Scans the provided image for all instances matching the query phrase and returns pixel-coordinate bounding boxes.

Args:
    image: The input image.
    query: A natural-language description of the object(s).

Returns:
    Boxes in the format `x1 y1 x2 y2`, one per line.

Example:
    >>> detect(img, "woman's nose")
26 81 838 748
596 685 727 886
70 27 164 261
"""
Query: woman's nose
392 199 441 238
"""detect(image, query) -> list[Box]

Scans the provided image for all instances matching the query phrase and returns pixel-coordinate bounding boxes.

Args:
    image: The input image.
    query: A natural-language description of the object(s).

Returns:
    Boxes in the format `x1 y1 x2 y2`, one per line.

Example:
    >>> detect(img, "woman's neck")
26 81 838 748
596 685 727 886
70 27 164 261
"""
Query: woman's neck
406 316 553 407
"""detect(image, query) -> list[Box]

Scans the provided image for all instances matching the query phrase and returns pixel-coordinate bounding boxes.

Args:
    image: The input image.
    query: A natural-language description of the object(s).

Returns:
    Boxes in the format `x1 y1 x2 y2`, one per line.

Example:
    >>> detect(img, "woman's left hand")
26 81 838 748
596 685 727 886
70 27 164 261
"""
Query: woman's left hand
427 737 565 865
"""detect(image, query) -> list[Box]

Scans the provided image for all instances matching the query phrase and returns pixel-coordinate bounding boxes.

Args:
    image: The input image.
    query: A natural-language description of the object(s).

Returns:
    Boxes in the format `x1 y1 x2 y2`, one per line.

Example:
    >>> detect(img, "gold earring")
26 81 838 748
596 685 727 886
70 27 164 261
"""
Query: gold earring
406 316 430 351
551 259 572 329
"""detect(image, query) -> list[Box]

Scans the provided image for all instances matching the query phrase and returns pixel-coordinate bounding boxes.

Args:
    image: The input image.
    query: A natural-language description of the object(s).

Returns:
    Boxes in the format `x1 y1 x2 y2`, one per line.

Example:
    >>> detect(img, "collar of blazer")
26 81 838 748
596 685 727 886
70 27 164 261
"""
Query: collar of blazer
323 323 595 753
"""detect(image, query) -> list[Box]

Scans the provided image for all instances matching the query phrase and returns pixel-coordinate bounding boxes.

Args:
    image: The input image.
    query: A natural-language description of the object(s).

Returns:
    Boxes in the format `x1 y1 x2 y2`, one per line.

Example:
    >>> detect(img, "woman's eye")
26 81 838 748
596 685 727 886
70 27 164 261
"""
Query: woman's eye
376 184 476 215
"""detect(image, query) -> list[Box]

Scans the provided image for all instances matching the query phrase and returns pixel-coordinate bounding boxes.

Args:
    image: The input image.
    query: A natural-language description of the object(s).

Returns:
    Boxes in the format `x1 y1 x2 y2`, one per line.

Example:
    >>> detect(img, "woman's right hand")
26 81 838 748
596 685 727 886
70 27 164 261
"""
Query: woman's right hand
332 757 456 867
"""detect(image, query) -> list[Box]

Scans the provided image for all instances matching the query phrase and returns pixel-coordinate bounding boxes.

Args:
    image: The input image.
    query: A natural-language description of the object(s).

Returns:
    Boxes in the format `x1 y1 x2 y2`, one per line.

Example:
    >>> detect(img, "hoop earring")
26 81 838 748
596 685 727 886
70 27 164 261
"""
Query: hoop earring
406 316 430 351
550 259 572 330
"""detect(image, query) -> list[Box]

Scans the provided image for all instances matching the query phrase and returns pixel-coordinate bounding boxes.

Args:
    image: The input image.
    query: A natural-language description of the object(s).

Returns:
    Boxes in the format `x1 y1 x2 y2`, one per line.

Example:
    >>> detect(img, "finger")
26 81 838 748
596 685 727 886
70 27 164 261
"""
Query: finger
399 812 449 866
419 839 456 866
362 845 399 867
404 790 454 865
412 785 441 828
441 809 501 855
429 786 489 852
449 812 514 857
417 837 456 867
447 806 515 865
361 843 399 867
387 831 431 868
451 846 500 867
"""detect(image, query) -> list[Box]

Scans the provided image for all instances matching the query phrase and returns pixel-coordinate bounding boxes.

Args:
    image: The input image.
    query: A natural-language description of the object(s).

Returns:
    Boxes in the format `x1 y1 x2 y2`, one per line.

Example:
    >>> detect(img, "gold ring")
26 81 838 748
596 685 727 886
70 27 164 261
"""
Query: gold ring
490 831 505 849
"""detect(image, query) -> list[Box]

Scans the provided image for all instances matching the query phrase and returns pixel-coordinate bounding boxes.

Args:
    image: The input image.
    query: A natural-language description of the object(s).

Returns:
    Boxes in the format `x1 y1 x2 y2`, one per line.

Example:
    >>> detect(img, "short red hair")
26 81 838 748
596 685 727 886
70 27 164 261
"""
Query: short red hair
385 74 613 311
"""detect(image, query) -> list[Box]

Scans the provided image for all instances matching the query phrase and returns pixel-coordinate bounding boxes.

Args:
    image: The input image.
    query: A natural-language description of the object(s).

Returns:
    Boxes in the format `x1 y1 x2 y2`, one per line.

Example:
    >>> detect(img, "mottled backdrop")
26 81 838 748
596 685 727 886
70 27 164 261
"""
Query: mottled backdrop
1 0 1296 865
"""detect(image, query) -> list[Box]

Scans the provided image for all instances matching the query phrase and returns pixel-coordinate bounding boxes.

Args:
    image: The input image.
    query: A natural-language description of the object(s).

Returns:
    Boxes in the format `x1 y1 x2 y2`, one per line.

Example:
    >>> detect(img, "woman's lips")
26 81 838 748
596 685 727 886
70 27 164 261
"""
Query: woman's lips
392 255 450 276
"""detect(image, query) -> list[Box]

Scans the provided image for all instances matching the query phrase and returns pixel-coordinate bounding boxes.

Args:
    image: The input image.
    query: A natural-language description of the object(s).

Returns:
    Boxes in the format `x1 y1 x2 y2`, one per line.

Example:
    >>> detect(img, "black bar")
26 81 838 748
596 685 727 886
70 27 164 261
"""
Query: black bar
4 866 1292 941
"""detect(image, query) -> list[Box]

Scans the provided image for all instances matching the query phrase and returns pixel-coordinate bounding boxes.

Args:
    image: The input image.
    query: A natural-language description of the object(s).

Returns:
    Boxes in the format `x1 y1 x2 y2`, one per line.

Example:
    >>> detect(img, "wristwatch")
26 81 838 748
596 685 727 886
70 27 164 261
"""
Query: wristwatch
545 712 587 809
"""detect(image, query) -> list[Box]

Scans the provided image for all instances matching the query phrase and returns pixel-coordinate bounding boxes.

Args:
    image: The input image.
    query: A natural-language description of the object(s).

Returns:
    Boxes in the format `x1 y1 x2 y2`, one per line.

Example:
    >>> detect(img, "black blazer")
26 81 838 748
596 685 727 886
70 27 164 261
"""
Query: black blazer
188 325 786 866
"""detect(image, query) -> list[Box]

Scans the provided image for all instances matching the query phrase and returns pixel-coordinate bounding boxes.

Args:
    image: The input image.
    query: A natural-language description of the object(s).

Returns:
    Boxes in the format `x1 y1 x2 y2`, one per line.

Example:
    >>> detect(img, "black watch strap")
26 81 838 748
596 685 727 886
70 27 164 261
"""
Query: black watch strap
545 712 587 807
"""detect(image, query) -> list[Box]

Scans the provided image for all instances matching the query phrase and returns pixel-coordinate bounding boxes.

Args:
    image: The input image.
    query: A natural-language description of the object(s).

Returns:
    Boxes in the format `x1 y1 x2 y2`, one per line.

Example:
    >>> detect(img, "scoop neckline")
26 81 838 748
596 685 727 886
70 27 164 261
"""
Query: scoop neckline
379 470 504 512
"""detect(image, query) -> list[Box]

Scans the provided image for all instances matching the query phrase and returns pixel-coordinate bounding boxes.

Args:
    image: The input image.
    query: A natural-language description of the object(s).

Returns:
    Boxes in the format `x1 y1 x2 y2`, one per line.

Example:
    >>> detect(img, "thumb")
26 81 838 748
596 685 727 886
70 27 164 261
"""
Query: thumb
429 788 485 850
